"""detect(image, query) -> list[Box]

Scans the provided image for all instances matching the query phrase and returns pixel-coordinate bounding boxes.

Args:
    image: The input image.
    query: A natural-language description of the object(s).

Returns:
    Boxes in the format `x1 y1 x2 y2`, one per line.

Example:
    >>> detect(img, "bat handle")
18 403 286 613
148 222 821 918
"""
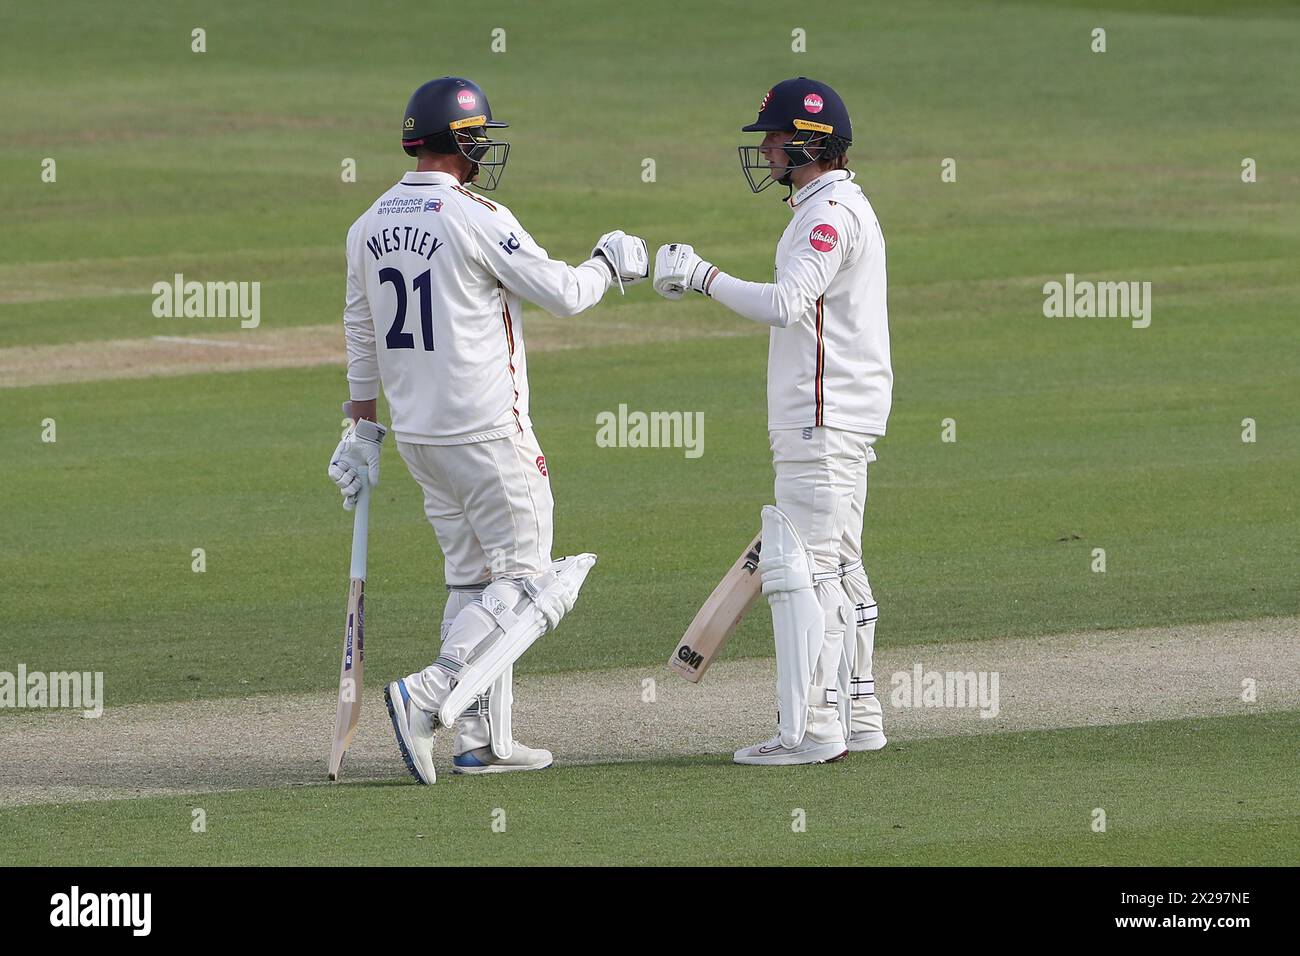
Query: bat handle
350 483 370 581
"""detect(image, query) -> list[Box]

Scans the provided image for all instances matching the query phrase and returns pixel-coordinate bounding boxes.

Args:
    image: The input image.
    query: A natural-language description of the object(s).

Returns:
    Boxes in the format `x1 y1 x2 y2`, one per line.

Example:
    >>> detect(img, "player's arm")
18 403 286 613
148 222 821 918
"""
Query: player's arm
330 219 387 510
342 219 380 408
466 207 647 317
346 398 378 422
653 207 856 328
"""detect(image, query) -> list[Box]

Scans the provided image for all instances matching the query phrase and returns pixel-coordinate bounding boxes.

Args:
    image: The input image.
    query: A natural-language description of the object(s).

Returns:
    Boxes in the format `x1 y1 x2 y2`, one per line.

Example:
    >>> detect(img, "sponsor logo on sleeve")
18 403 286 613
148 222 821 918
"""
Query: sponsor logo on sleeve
804 93 824 114
535 455 548 477
809 224 839 252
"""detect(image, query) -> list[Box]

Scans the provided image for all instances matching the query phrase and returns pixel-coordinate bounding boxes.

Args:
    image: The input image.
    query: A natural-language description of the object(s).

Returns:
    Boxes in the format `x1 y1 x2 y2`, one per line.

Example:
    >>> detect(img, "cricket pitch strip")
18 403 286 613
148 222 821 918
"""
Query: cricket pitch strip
1 616 1295 808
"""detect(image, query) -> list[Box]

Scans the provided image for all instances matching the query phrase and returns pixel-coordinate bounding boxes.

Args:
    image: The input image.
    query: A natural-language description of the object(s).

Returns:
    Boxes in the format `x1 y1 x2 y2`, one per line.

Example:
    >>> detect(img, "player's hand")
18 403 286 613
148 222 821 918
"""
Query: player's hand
592 230 650 294
328 417 387 511
533 573 578 630
653 243 715 300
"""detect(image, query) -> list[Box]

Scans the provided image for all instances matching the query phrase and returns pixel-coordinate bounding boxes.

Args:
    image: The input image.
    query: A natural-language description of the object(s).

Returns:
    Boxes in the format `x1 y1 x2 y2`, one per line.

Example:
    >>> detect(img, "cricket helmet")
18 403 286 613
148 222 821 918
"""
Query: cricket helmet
401 77 510 190
738 77 852 193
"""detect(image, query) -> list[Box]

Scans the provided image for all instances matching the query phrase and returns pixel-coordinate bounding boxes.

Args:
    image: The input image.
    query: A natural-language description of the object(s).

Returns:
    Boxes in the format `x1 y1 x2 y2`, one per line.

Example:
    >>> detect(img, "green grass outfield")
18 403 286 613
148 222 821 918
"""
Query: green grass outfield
4 712 1296 866
4 333 1298 706
1 0 1298 865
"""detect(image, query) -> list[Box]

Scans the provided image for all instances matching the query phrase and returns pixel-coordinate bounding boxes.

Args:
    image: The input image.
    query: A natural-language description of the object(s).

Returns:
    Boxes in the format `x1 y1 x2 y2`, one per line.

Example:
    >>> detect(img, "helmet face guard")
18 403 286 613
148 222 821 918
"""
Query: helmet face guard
738 120 835 194
450 117 510 191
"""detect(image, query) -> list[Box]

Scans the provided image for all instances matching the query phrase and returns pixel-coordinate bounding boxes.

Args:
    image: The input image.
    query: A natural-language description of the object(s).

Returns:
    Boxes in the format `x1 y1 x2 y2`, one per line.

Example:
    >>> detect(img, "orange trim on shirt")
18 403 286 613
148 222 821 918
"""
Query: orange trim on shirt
453 184 497 212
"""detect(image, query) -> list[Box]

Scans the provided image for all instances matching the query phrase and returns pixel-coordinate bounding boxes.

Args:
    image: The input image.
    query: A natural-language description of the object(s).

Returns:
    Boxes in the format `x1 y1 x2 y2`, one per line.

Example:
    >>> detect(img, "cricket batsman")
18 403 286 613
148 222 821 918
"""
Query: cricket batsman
653 77 892 765
328 76 649 783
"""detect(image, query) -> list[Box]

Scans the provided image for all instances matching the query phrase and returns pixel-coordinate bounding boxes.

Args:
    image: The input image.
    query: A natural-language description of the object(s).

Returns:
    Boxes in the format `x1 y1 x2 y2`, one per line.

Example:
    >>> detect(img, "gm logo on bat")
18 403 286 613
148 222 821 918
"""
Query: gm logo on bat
676 645 704 670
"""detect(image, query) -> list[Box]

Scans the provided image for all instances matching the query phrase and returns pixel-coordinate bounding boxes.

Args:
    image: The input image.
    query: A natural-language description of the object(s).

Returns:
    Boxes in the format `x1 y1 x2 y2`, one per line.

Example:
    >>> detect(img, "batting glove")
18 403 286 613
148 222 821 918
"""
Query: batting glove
530 569 579 631
591 230 650 294
653 243 716 300
328 417 387 511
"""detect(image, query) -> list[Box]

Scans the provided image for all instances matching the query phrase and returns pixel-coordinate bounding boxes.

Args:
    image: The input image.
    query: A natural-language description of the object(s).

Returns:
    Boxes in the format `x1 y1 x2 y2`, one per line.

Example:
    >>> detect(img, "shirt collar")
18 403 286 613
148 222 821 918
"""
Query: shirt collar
788 169 853 209
399 170 463 186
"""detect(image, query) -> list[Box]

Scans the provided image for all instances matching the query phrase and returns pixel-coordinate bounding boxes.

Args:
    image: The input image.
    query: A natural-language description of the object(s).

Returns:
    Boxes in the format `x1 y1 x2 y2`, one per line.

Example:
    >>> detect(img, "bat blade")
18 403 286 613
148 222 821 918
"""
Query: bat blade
328 484 370 781
327 578 365 780
669 533 763 683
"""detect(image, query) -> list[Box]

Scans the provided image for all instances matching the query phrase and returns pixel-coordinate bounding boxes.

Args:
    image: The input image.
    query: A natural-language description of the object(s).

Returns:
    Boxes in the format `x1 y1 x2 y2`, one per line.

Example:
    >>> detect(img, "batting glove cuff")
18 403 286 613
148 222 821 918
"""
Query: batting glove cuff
353 418 388 445
688 259 720 296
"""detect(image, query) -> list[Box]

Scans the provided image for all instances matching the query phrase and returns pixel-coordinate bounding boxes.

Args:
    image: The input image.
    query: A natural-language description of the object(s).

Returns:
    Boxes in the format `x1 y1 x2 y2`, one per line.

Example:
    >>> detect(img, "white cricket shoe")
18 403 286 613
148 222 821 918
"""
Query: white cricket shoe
452 741 553 774
384 679 438 784
847 731 888 752
733 734 848 766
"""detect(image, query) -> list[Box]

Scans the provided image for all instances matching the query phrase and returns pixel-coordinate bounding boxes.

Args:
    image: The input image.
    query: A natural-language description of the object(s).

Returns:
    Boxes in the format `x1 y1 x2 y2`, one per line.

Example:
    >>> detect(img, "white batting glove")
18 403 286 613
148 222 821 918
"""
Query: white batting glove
531 573 578 631
653 243 715 300
592 230 650 294
328 417 387 511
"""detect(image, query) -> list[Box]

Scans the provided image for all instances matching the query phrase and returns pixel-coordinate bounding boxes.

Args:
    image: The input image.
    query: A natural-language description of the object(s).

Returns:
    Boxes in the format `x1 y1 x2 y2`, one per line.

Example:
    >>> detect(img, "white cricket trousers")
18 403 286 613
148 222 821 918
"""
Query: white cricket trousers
397 428 555 587
770 426 880 740
396 428 555 752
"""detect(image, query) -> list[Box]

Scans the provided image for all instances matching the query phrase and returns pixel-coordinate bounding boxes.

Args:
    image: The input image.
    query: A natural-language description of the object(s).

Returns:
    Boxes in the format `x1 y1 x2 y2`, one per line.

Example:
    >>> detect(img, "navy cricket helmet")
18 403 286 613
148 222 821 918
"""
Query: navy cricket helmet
402 77 510 190
738 77 852 193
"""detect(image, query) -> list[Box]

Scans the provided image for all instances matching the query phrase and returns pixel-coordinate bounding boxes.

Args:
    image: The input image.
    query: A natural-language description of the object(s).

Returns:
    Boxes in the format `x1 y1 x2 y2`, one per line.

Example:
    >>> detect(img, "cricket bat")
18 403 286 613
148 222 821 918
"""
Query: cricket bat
328 482 370 781
668 532 763 682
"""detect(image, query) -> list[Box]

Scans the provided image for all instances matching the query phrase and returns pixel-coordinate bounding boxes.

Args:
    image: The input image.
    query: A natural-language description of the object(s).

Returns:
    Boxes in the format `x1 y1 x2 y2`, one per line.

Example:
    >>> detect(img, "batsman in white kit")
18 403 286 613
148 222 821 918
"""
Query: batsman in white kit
654 77 892 765
328 77 649 783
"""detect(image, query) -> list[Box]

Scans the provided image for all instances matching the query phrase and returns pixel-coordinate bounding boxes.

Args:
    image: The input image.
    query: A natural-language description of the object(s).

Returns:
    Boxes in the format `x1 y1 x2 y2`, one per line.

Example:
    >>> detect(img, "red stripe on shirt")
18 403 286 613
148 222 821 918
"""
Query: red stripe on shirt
499 284 522 431
814 294 825 427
